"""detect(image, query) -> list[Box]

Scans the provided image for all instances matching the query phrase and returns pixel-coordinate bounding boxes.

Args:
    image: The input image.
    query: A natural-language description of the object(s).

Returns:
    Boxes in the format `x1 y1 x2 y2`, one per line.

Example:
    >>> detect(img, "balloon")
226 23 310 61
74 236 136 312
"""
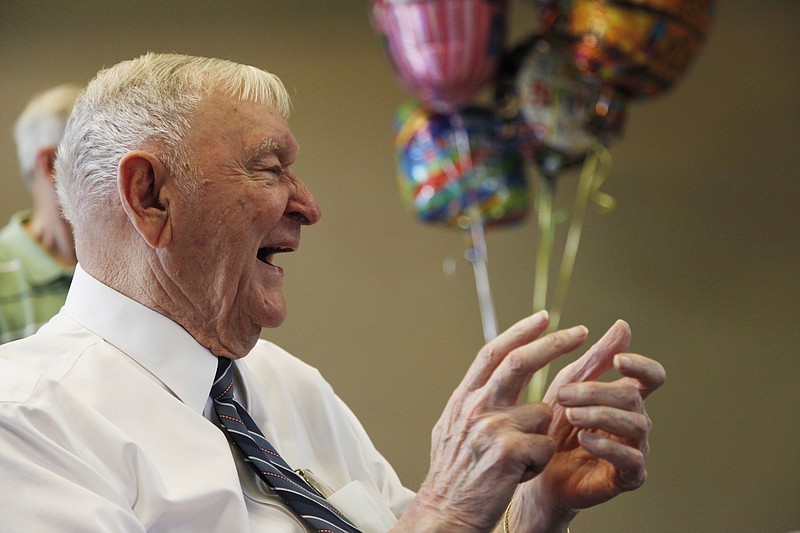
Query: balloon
371 0 508 112
495 35 627 178
393 102 529 228
533 0 716 99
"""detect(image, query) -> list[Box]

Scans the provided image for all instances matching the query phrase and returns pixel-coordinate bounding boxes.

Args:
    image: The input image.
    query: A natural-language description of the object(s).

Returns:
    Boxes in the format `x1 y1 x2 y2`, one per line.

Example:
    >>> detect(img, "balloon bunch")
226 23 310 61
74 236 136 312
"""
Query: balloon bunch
372 0 714 400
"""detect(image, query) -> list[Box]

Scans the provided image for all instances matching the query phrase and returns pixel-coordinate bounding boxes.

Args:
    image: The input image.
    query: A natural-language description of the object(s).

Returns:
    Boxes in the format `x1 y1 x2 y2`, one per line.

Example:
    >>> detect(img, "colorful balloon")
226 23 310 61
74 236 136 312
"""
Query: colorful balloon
393 102 529 228
495 35 627 177
371 0 508 112
533 0 716 99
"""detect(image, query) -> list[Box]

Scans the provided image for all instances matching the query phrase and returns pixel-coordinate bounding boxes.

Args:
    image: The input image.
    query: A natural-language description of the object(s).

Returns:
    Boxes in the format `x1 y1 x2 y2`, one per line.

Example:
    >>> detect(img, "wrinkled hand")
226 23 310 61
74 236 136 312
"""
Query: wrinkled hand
514 320 667 530
395 310 589 532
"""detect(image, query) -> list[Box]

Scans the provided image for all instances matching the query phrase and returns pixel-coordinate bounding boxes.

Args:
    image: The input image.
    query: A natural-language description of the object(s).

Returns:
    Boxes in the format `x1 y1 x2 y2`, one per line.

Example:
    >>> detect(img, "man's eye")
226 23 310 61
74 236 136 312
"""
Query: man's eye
250 167 281 180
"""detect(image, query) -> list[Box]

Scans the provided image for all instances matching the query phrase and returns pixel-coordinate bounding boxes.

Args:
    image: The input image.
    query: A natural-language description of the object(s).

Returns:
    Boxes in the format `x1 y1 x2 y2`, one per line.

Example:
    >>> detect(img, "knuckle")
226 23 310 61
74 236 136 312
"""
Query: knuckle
624 386 645 411
509 321 532 344
473 413 505 436
493 432 518 458
609 383 644 411
530 401 553 419
479 431 521 466
631 413 651 439
547 331 567 350
525 402 553 432
476 344 496 366
574 406 597 425
504 351 527 376
643 412 653 434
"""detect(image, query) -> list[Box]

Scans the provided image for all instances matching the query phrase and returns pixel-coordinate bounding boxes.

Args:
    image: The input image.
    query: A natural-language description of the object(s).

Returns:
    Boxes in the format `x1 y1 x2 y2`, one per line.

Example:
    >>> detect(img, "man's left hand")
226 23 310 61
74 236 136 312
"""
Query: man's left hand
510 320 667 531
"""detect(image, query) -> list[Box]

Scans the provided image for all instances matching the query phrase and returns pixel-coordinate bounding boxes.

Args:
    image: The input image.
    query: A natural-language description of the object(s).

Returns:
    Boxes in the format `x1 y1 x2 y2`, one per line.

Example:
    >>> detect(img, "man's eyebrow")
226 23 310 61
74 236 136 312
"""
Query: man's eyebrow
244 138 286 167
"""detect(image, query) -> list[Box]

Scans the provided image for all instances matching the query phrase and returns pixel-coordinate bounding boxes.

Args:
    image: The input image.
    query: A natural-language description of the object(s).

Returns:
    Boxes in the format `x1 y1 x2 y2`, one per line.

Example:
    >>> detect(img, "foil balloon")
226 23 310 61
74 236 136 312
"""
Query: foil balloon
495 35 627 178
393 102 529 228
534 0 716 99
371 0 508 112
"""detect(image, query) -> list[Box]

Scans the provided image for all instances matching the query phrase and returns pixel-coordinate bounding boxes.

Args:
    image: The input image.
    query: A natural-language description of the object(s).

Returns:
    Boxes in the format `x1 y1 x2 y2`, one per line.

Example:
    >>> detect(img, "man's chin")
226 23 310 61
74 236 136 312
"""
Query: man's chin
254 302 287 330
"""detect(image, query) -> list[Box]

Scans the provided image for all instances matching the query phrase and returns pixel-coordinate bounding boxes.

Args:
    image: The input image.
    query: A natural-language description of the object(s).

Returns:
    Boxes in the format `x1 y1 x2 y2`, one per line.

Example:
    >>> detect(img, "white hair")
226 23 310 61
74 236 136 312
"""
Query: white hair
55 52 292 231
14 83 82 189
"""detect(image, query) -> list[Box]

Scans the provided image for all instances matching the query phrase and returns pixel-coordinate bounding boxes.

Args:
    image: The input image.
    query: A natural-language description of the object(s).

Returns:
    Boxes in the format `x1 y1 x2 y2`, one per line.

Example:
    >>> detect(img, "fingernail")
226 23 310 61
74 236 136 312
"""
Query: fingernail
566 407 583 423
568 325 588 338
558 385 576 402
577 430 600 444
616 354 632 371
532 309 549 324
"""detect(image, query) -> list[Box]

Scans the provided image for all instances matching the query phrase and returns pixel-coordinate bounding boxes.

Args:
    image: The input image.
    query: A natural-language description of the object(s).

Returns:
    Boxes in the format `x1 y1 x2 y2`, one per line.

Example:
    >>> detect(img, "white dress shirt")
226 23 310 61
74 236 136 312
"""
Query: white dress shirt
0 266 414 532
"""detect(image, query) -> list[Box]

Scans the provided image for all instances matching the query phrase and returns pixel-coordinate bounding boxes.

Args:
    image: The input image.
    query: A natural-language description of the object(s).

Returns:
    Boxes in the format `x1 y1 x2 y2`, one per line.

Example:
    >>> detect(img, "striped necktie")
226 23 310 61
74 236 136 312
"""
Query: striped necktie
211 357 361 533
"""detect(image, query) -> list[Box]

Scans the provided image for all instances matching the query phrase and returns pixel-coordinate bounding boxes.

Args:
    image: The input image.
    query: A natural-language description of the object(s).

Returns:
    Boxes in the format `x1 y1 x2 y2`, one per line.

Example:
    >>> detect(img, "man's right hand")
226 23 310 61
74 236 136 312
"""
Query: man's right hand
393 310 588 532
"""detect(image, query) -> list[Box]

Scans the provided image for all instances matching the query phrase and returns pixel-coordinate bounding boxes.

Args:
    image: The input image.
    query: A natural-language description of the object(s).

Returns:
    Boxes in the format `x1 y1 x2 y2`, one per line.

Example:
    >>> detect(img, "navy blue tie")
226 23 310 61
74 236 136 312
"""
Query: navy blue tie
211 357 361 533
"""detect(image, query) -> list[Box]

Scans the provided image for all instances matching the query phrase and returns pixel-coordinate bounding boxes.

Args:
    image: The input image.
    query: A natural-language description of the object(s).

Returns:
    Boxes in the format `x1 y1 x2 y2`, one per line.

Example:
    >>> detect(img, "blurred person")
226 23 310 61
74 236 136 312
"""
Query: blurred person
0 54 665 532
0 83 81 343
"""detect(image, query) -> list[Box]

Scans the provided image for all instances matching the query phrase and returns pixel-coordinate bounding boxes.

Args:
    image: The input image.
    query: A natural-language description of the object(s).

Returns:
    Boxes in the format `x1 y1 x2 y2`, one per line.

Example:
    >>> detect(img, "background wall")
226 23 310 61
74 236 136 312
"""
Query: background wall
1 1 797 531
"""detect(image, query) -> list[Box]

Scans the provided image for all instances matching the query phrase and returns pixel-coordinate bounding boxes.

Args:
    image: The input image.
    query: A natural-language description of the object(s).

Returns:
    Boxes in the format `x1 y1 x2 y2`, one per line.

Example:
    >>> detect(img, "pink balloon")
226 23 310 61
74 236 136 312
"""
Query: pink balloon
372 0 508 112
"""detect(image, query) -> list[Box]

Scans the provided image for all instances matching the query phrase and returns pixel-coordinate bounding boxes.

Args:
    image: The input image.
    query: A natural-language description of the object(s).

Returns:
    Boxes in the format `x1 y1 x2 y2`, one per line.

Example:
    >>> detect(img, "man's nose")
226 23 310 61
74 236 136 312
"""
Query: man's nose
287 179 321 225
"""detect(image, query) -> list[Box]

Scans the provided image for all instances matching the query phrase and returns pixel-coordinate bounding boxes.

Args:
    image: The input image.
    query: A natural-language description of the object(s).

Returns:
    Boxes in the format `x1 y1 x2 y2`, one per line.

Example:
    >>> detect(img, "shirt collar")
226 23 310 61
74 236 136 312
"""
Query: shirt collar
63 264 218 414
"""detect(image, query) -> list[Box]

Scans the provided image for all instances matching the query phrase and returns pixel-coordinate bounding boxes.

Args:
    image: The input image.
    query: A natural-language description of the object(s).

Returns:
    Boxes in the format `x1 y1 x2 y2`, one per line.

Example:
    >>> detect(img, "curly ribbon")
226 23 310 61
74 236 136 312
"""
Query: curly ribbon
551 143 615 329
527 172 557 403
527 142 615 402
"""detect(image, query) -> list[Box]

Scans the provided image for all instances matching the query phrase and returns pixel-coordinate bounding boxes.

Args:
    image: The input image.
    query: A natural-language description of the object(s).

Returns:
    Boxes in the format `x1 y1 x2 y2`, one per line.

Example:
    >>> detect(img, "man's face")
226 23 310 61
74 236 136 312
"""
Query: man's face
161 90 320 356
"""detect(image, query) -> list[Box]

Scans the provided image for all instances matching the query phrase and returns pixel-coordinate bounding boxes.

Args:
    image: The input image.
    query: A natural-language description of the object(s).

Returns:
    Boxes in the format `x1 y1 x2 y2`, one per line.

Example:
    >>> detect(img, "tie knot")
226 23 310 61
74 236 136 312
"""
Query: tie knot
211 357 235 401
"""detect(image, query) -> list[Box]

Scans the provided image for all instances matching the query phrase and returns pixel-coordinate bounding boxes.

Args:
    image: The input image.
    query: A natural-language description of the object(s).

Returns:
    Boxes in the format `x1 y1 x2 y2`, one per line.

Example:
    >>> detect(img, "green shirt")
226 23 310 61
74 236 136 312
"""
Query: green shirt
0 209 74 343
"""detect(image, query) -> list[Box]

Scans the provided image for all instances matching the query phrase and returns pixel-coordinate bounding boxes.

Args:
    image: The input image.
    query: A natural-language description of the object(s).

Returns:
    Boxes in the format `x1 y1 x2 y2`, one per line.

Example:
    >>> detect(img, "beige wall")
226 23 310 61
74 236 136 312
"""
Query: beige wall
1 1 798 530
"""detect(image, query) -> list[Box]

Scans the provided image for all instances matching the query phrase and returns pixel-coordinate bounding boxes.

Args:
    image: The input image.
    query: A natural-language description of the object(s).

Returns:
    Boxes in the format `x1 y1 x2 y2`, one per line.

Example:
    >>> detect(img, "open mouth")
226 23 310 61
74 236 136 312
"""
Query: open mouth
257 246 292 266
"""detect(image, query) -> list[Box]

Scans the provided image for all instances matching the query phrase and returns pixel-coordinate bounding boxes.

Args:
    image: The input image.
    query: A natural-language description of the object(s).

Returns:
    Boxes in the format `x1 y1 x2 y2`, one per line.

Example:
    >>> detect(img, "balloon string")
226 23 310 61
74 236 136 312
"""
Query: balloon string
450 112 498 343
527 174 556 402
531 176 555 315
465 220 497 342
526 145 615 403
550 143 614 329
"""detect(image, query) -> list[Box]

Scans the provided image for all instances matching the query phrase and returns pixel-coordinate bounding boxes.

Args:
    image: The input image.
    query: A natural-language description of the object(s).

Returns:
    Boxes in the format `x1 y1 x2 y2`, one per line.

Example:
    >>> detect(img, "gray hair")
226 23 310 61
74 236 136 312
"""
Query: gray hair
55 52 292 230
14 83 82 189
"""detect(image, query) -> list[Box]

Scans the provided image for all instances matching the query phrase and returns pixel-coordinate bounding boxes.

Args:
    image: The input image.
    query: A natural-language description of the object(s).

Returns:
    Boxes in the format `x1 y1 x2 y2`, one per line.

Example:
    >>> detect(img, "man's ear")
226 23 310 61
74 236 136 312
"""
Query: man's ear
118 151 172 249
34 146 58 183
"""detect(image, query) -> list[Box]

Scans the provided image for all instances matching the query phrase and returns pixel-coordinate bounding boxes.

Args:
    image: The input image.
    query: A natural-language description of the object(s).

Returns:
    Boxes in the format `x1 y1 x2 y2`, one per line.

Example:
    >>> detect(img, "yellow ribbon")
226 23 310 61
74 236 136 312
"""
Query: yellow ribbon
527 142 615 403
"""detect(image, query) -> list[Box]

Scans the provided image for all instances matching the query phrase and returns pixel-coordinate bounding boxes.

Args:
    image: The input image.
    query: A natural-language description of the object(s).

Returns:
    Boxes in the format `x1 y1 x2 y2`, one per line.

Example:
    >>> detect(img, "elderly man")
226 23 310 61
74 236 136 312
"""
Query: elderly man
0 84 81 343
0 53 665 532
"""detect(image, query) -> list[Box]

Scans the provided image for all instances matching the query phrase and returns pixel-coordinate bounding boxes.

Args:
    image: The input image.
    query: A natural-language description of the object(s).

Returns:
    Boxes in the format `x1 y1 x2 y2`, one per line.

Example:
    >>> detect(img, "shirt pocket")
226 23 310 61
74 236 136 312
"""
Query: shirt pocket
327 480 399 533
